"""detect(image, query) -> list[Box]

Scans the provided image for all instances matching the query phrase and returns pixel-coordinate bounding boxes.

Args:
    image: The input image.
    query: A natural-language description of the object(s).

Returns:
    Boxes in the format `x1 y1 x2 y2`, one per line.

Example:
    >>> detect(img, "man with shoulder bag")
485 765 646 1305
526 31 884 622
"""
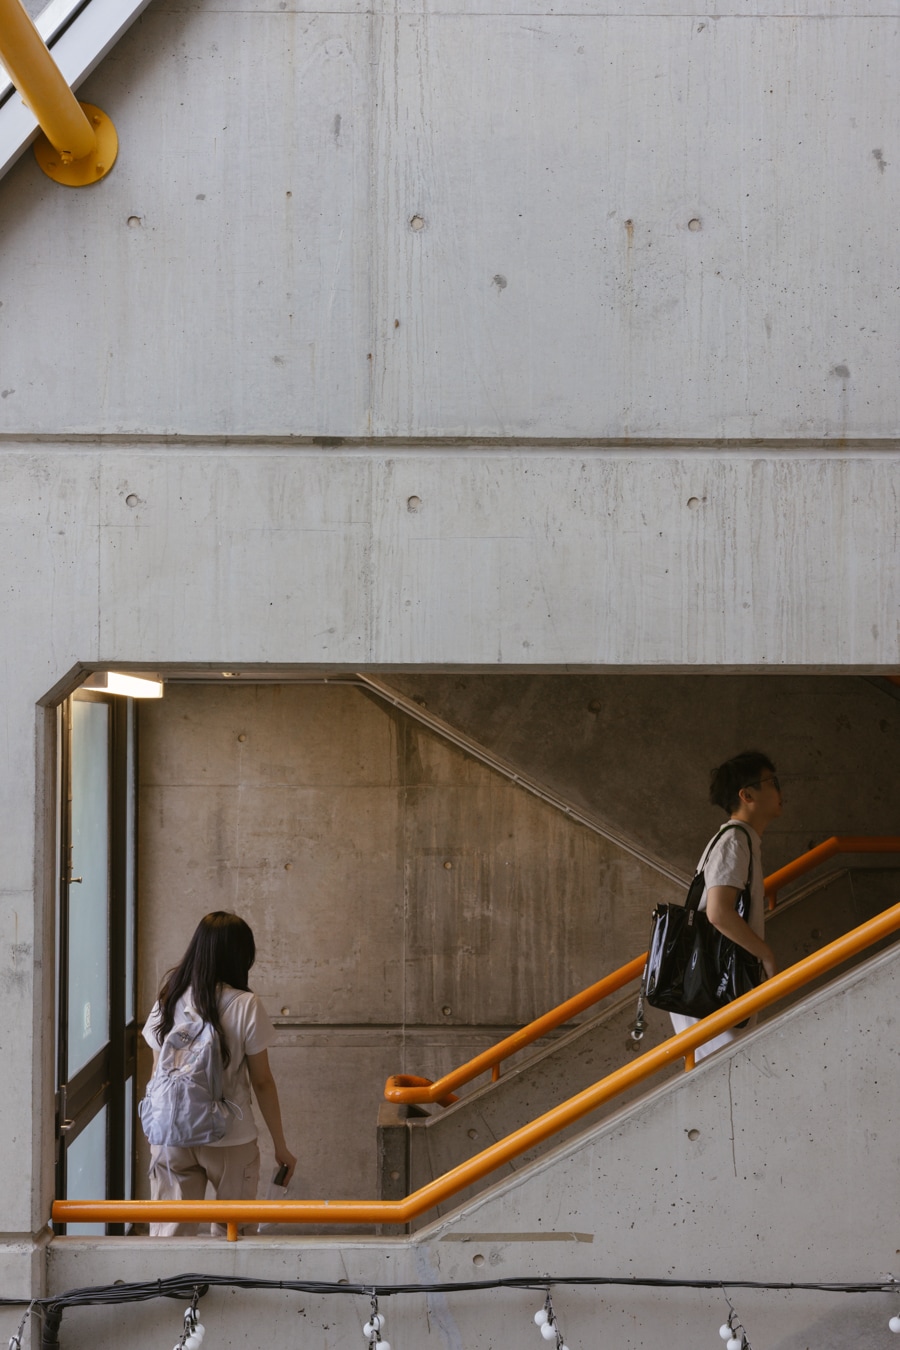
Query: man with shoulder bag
667 750 782 1062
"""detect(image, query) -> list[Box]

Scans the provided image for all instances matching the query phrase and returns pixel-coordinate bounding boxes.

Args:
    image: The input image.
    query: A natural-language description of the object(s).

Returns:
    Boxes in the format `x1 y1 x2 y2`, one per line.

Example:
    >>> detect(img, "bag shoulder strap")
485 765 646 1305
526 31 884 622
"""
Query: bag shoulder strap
685 821 753 914
697 821 753 882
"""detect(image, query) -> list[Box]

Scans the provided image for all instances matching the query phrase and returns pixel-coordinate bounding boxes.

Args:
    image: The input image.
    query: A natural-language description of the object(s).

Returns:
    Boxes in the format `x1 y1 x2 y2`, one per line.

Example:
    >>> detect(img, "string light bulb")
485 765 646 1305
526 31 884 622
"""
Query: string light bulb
363 1293 388 1350
176 1293 206 1350
533 1292 568 1350
718 1298 750 1350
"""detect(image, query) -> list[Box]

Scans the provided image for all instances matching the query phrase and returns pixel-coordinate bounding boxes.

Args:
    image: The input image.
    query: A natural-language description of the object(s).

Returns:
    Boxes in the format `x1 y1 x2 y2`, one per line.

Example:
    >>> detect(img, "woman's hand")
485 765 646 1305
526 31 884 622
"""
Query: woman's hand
274 1148 298 1186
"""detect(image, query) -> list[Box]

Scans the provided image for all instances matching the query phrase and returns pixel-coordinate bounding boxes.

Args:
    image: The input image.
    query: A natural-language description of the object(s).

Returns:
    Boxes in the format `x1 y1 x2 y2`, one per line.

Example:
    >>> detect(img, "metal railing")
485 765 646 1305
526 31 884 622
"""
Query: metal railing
53 842 900 1240
0 0 117 184
384 954 647 1108
384 835 900 1105
764 834 900 905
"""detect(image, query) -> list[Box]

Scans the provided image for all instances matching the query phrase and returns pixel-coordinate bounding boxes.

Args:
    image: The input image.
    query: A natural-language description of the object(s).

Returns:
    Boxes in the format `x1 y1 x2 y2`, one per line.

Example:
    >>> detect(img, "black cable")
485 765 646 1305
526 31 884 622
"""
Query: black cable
3 1272 895 1350
2 1270 896 1310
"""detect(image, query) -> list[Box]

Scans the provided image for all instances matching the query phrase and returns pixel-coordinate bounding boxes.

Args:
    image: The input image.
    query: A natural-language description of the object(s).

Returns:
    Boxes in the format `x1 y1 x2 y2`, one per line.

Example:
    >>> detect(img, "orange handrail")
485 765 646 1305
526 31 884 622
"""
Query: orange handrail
53 896 900 1240
385 835 900 1105
386 955 648 1106
764 835 900 906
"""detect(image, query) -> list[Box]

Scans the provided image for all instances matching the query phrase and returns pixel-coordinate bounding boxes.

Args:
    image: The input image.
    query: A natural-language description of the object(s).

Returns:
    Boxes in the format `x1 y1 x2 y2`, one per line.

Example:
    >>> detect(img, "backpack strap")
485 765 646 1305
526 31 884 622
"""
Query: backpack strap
178 987 241 1043
218 988 241 1015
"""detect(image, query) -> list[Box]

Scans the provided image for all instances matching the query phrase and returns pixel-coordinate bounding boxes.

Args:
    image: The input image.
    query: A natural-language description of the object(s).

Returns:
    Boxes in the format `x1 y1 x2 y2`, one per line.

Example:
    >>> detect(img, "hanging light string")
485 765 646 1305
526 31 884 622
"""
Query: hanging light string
534 1291 571 1350
2 1272 897 1347
173 1287 206 1350
719 1287 753 1350
362 1291 390 1350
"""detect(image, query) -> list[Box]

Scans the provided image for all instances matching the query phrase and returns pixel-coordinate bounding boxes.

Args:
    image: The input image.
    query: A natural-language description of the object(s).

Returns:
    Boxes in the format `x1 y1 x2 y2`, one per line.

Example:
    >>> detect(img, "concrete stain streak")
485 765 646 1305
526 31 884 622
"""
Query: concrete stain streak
414 1248 464 1350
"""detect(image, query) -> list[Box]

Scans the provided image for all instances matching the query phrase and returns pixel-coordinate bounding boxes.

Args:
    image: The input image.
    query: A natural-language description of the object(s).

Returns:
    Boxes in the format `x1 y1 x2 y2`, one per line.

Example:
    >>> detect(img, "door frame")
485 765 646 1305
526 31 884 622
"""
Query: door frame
55 691 137 1234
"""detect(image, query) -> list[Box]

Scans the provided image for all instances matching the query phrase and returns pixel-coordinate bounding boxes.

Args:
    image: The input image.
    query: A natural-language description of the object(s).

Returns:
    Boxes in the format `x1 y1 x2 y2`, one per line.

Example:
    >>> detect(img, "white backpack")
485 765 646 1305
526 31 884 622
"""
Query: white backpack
139 993 239 1148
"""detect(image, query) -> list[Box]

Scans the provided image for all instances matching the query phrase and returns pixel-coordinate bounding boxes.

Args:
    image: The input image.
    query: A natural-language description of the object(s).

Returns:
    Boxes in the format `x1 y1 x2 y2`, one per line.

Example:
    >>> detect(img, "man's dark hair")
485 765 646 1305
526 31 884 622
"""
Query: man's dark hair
709 750 776 815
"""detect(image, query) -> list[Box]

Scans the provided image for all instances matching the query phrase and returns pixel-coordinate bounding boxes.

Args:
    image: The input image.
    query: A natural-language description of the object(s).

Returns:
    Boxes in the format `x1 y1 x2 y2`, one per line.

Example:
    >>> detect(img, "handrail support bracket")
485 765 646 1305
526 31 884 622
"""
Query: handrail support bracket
33 102 118 186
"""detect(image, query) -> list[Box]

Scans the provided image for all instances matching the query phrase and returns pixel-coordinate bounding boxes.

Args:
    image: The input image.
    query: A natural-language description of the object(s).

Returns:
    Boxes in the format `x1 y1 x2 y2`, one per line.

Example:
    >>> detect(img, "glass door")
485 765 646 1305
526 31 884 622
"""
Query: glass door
56 691 137 1234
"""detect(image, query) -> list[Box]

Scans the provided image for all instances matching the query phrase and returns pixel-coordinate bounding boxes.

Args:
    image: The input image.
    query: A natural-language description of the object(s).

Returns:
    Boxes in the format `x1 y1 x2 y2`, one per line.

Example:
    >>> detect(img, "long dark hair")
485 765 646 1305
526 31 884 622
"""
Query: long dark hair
154 912 256 1067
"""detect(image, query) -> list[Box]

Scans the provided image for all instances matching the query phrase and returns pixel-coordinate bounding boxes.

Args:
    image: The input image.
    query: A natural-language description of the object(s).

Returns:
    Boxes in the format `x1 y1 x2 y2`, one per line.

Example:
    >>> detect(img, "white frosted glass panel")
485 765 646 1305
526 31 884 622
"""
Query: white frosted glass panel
66 1106 107 1236
68 699 110 1078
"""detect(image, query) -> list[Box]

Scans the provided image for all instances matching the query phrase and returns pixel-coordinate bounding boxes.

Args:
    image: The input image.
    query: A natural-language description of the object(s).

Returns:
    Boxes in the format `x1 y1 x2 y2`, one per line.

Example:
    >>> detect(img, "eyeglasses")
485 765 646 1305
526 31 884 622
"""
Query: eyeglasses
744 774 781 792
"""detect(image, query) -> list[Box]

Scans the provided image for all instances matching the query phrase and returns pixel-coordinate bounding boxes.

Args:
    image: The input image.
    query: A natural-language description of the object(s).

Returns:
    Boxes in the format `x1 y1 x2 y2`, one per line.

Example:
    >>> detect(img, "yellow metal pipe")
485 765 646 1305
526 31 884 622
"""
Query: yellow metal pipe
384 954 648 1104
764 835 900 907
0 0 95 159
53 897 900 1237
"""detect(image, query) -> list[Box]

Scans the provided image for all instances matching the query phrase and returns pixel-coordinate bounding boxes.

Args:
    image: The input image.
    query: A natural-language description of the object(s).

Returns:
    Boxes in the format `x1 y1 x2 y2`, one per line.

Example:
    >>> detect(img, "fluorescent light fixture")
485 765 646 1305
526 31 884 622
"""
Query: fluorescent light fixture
83 672 164 698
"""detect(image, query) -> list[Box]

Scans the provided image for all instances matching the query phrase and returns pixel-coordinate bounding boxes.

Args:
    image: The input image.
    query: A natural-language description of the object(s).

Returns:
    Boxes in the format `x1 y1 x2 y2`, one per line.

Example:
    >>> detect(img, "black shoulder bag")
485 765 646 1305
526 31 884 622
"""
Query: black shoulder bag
631 823 763 1041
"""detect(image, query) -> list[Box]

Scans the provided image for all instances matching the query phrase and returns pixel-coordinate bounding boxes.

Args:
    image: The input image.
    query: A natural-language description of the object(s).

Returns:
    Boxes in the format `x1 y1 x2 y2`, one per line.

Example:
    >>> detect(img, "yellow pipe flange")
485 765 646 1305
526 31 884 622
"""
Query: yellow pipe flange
33 102 118 186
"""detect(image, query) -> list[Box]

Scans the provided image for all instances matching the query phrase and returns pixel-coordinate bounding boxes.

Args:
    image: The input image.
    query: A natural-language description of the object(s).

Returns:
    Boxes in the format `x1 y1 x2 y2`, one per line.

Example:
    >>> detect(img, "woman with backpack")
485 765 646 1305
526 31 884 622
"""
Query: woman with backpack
141 911 297 1236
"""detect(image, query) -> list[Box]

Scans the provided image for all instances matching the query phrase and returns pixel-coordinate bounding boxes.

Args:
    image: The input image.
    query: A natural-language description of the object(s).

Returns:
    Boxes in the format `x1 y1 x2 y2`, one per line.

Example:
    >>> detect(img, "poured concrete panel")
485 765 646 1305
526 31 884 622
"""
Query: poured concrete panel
0 9 897 436
1 442 898 1247
137 681 678 1198
372 15 900 438
0 0 897 1307
389 673 900 876
61 447 900 668
137 682 673 1028
0 9 374 436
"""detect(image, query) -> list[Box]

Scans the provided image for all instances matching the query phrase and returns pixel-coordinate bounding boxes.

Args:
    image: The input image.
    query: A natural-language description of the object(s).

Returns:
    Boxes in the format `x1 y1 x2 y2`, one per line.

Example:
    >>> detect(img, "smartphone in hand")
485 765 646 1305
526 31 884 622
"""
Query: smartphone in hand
273 1163 289 1187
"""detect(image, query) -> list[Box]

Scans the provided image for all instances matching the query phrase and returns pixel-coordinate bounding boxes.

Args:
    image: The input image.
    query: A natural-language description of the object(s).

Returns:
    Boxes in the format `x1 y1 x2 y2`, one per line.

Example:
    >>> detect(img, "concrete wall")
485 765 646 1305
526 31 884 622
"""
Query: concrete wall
41 946 900 1350
0 2 898 438
136 674 898 1200
389 673 900 876
137 679 677 1197
1 443 898 1318
0 0 897 1329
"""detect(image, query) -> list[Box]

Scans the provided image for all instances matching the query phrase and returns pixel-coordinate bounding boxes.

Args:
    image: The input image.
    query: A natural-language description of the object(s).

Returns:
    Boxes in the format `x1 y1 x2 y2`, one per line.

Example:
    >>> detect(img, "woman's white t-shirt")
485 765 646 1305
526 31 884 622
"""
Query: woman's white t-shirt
143 985 273 1147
